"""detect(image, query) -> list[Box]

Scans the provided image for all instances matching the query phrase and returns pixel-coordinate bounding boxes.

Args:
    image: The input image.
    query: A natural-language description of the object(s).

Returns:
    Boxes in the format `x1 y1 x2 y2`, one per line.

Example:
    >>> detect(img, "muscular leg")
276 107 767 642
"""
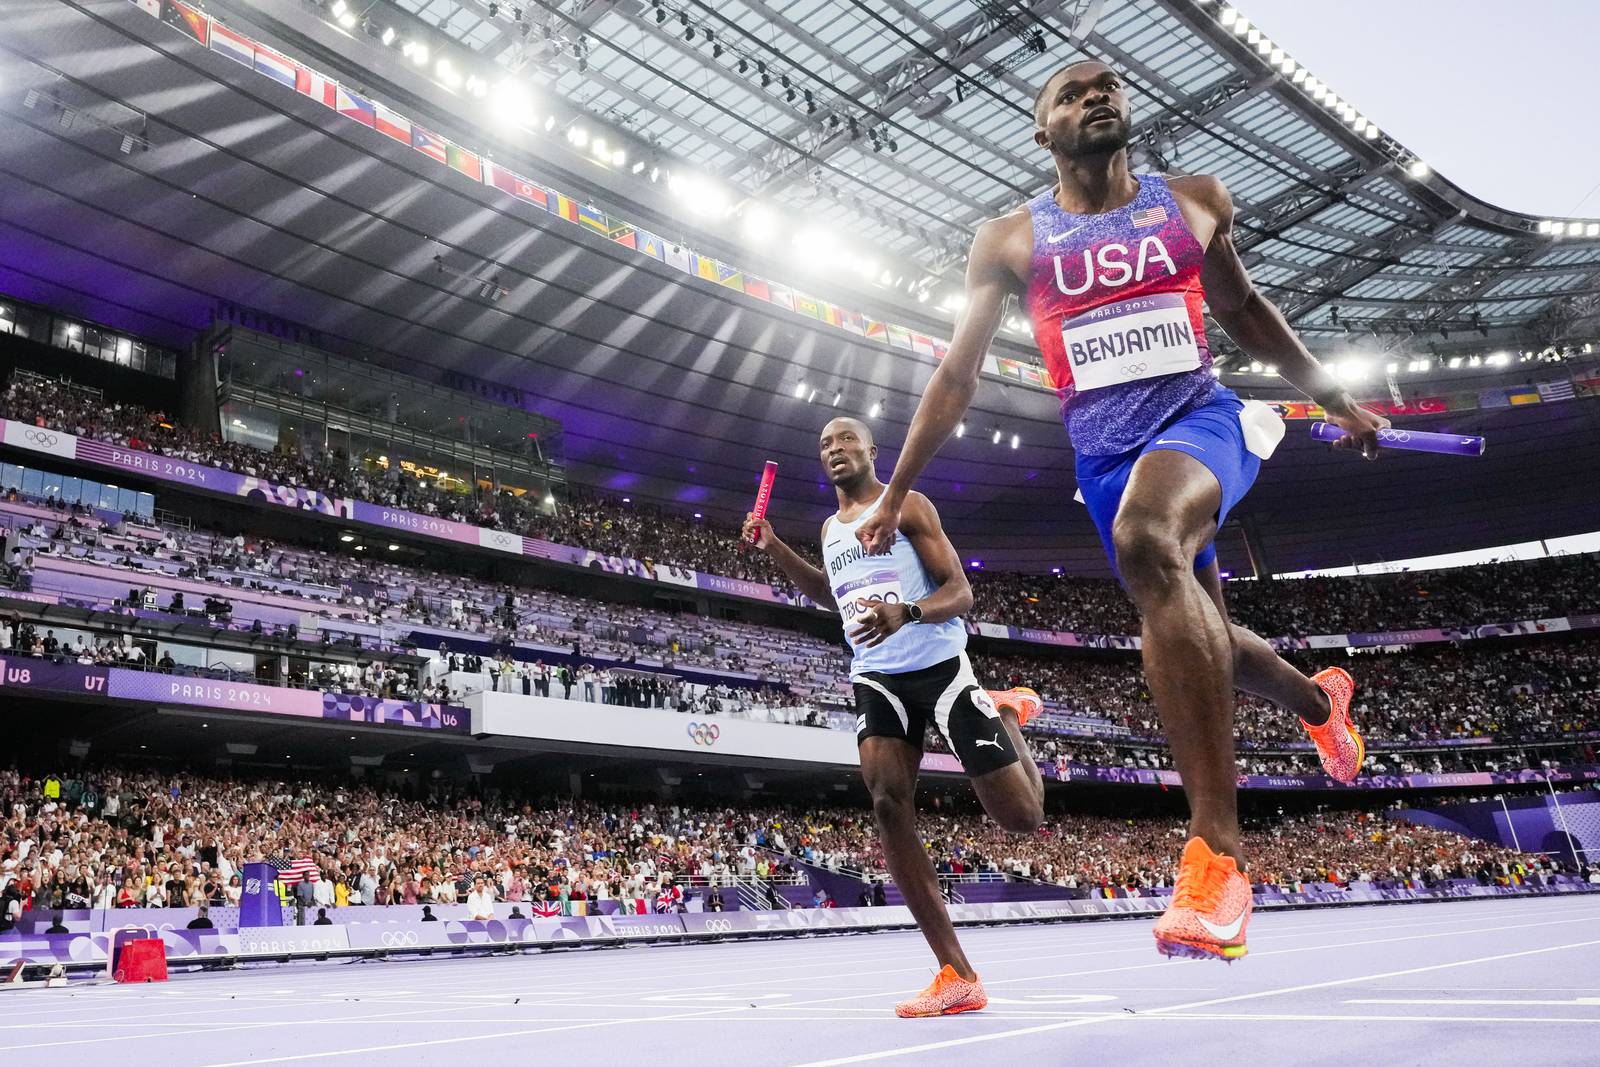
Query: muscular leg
1111 450 1244 869
860 736 976 980
1197 563 1330 726
969 707 1044 833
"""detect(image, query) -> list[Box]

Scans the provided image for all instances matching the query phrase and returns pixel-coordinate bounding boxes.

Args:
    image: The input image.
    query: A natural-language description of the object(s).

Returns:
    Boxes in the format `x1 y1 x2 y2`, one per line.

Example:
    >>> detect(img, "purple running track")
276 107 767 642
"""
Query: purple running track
2 896 1597 1066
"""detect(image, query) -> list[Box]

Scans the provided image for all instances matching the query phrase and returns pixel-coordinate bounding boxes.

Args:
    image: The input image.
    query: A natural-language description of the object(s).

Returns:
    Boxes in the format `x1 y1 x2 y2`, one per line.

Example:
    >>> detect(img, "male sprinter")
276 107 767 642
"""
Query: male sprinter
856 61 1385 962
742 416 1044 1016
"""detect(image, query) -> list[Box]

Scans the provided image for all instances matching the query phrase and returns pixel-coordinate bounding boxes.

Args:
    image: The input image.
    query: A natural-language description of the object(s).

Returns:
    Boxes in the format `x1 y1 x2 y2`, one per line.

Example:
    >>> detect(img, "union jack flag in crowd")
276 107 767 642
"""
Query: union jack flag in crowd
529 900 562 917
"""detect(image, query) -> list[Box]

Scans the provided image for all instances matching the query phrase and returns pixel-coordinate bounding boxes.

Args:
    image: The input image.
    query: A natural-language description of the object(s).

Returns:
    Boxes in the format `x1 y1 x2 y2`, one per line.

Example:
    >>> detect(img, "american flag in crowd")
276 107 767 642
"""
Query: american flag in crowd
269 854 320 886
1130 204 1168 228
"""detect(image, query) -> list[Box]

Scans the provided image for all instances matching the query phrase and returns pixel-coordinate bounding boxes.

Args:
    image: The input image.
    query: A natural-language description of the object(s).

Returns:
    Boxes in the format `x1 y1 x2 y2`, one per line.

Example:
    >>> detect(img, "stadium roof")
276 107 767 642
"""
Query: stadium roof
0 0 1596 575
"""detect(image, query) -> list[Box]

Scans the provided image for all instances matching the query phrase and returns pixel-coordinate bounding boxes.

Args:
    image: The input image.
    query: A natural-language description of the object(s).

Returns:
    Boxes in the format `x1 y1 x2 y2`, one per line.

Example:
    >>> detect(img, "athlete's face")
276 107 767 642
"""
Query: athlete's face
819 419 875 487
1035 63 1132 159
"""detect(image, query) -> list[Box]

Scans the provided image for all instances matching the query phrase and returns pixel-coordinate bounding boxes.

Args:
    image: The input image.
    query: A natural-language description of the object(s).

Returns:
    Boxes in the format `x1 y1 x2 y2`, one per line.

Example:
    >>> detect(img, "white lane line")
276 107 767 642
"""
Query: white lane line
1347 997 1600 1006
785 935 1600 1066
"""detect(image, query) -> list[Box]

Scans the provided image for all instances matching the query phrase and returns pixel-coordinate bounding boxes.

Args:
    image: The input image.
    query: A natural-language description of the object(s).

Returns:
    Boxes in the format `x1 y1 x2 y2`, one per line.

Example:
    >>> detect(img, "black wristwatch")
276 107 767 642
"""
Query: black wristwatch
905 601 924 623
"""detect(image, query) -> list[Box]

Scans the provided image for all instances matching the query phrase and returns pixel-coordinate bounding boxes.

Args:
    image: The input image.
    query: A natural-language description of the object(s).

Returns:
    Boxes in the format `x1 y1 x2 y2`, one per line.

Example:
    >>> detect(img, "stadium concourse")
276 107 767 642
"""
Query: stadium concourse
3 0 1600 1063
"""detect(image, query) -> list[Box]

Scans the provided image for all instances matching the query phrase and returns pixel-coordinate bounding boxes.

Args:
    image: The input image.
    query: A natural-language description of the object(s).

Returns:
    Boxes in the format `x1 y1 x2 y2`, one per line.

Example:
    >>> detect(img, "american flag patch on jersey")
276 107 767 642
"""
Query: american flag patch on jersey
1130 205 1168 228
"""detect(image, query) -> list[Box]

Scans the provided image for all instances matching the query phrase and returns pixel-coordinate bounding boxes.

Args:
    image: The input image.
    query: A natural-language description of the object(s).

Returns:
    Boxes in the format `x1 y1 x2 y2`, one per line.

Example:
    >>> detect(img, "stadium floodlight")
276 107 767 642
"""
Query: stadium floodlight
1549 221 1567 236
1219 6 1238 27
955 422 966 437
592 137 608 158
492 79 532 125
545 115 557 132
1011 434 1020 450
412 44 428 65
992 428 1003 445
1249 361 1263 373
1407 160 1430 178
567 124 588 148
917 288 930 302
331 0 346 16
381 26 395 46
742 204 777 241
1364 125 1379 139
1269 47 1284 64
1233 17 1249 35
1448 356 1462 368
1280 57 1296 75
1326 94 1341 111
1487 352 1510 366
1292 67 1307 84
437 60 462 88
611 148 625 166
793 380 807 399
1255 35 1272 55
1246 28 1261 45
339 12 356 29
868 400 881 418
1537 220 1553 235
1265 364 1278 376
1353 118 1368 134
1385 362 1399 374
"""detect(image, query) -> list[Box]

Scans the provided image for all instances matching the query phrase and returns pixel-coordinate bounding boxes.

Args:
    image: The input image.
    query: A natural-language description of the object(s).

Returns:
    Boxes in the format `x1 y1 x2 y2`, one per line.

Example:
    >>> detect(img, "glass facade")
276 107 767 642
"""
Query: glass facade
1 461 156 519
0 297 177 378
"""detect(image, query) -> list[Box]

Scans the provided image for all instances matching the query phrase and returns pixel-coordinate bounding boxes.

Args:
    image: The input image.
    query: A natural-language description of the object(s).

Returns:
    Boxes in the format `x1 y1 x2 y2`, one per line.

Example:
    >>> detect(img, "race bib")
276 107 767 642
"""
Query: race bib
836 569 903 627
1060 292 1201 392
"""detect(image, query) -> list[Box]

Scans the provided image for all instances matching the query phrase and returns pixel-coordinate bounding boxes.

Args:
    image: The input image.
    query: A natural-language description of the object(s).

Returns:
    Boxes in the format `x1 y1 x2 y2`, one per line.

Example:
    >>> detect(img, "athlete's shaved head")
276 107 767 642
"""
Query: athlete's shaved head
1033 59 1131 158
1033 59 1106 125
819 416 877 490
822 416 874 448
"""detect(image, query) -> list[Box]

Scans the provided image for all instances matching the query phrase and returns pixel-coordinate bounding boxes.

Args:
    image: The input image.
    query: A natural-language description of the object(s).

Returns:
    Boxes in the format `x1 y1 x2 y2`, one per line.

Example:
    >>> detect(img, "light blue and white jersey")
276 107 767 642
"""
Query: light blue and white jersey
824 491 966 678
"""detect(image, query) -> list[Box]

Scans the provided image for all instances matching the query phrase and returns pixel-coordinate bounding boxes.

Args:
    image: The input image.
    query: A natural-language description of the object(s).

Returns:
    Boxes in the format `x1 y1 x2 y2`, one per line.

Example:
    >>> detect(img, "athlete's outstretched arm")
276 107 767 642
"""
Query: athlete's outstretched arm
848 493 972 648
742 513 838 610
856 220 1018 555
1187 176 1389 459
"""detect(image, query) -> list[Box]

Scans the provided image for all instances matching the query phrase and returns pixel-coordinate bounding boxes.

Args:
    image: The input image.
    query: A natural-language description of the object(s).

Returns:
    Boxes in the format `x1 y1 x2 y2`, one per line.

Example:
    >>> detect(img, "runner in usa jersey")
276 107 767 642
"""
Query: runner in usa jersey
861 59 1390 965
1025 173 1217 456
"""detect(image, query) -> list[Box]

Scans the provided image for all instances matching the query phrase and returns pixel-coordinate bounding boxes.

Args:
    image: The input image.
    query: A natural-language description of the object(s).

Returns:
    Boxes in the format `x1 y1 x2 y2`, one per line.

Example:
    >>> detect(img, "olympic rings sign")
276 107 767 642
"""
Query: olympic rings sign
1119 363 1150 377
380 930 421 947
686 721 721 746
703 918 733 934
1377 429 1411 443
23 429 59 447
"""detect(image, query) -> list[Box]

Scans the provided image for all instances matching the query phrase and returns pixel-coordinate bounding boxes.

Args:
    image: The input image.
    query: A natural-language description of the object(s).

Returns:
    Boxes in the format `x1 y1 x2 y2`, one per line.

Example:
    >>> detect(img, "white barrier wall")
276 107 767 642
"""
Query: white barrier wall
468 691 863 765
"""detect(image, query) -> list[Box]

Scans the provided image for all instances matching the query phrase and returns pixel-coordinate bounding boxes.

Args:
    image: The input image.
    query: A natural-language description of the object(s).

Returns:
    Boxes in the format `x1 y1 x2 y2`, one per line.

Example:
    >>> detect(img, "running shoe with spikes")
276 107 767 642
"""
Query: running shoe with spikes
987 686 1043 729
895 964 988 1018
1304 666 1365 784
1152 836 1252 961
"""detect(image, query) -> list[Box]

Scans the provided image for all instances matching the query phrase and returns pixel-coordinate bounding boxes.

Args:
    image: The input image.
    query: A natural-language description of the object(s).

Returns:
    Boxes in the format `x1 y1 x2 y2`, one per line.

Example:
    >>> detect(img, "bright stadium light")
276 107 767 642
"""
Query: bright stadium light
611 148 626 166
1219 6 1238 27
381 26 395 45
1364 124 1379 139
1549 221 1567 236
991 428 1003 445
492 80 533 126
1292 67 1308 84
331 0 347 15
868 400 881 418
1010 434 1020 450
1280 57 1296 75
412 44 429 65
567 124 588 148
1537 220 1553 234
742 204 777 241
955 421 966 438
1233 17 1249 35
338 11 357 28
1385 362 1399 374
631 160 645 174
1408 160 1431 178
793 380 807 399
1448 356 1463 368
1353 118 1368 134
1587 222 1600 237
1269 47 1284 64
1487 352 1510 366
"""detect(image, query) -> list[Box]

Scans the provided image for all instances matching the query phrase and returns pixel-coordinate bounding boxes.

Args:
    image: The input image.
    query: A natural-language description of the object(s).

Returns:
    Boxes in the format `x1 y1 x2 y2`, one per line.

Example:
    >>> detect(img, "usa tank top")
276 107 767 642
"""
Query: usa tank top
1024 174 1219 456
823 491 966 678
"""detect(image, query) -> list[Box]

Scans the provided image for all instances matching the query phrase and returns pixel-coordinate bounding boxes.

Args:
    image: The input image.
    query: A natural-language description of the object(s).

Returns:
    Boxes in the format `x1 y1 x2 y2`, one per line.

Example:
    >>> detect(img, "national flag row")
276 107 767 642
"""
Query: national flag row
134 0 1053 396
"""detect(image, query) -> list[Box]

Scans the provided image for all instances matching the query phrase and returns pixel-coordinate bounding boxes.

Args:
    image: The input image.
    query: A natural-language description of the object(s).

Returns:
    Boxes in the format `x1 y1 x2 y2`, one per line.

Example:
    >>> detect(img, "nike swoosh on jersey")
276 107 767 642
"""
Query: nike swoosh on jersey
1153 439 1206 451
1196 908 1247 941
1046 226 1087 244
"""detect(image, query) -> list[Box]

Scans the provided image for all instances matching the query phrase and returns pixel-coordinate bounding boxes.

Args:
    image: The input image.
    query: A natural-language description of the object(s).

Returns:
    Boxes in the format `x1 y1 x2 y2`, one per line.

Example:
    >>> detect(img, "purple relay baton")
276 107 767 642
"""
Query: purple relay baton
1309 421 1485 456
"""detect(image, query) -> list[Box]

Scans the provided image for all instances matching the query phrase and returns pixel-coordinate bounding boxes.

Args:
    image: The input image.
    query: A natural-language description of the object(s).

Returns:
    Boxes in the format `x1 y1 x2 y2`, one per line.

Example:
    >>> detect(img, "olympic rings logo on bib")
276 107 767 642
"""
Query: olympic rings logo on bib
687 721 721 746
1119 362 1150 376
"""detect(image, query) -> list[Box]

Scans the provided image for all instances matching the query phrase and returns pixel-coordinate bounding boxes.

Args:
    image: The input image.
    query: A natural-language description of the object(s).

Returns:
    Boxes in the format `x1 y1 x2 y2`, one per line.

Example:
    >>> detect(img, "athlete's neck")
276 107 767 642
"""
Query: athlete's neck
1052 148 1138 215
834 474 886 512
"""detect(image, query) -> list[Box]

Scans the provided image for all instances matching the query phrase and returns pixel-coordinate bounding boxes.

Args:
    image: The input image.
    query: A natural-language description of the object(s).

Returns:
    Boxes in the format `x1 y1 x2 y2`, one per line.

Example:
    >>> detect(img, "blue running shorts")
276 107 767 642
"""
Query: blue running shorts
1075 387 1261 580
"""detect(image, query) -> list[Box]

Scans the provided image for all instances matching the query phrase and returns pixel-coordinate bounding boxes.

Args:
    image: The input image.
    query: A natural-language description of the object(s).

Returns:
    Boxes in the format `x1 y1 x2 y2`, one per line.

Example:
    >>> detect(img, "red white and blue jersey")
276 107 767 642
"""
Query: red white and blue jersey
1024 174 1220 456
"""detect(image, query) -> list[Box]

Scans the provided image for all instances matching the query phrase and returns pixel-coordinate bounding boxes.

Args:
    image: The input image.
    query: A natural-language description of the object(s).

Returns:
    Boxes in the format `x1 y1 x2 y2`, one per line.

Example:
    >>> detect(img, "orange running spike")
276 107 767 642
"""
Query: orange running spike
1153 836 1252 961
895 964 989 1018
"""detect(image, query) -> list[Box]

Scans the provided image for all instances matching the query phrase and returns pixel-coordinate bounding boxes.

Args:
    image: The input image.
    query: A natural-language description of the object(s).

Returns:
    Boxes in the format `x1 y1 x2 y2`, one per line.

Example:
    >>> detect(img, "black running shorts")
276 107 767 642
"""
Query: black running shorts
853 652 1021 777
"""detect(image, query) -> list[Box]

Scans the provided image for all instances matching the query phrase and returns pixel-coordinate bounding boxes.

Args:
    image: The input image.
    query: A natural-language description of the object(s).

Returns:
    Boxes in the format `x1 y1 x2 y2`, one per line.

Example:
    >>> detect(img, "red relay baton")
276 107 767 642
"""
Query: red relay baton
747 460 778 544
